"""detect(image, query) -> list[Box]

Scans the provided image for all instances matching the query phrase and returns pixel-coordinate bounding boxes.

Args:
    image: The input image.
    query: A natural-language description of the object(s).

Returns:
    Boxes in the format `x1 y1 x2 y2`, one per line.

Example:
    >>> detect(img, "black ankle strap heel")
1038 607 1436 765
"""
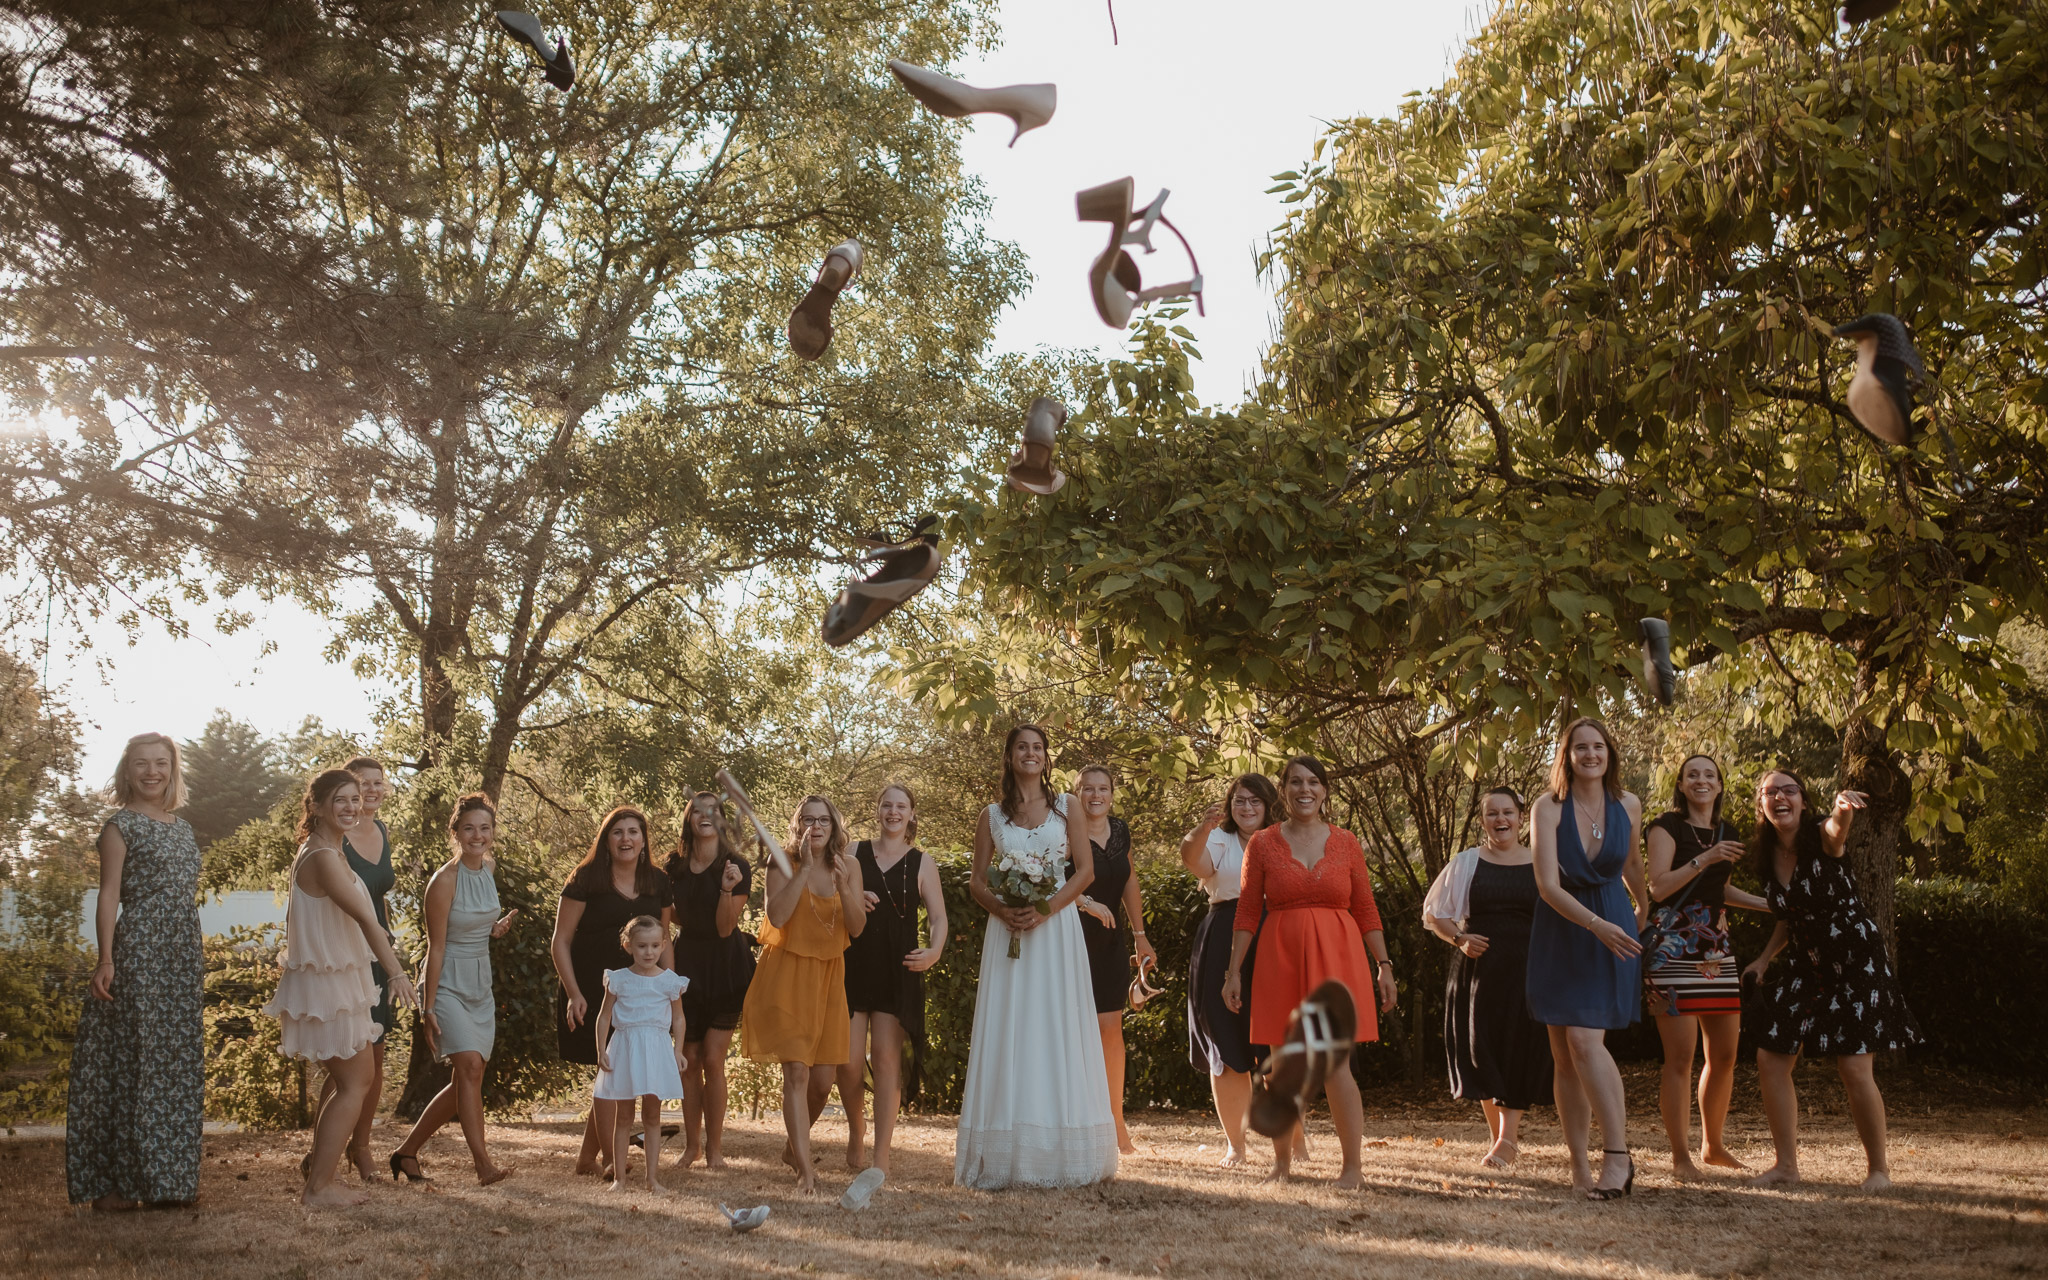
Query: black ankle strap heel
1587 1148 1634 1201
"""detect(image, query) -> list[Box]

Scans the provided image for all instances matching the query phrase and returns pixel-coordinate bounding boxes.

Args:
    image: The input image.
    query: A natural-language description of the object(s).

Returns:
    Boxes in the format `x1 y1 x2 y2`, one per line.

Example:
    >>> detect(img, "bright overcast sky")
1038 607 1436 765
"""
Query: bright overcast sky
47 0 1479 785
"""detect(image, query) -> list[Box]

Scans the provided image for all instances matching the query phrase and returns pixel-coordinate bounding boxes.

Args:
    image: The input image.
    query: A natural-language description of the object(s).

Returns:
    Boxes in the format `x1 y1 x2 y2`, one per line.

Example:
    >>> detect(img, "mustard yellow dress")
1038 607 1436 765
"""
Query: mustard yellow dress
741 889 851 1065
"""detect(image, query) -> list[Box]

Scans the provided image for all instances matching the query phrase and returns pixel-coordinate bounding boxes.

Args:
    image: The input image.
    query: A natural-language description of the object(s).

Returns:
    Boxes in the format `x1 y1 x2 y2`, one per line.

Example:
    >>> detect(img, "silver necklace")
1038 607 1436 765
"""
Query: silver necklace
1574 796 1603 842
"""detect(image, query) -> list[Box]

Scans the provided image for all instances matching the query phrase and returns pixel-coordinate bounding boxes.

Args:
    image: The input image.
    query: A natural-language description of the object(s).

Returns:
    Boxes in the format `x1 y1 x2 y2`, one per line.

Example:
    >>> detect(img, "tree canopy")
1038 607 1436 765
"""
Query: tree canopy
957 0 2048 938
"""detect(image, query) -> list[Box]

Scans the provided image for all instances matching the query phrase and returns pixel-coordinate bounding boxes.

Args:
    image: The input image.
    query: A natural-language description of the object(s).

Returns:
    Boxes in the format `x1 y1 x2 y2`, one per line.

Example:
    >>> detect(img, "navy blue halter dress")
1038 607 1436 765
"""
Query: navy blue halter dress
1525 796 1642 1029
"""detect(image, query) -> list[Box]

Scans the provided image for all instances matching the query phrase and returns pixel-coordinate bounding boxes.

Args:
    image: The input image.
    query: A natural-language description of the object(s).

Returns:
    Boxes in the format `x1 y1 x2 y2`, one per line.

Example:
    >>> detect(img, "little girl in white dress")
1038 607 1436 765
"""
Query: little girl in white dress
594 916 689 1192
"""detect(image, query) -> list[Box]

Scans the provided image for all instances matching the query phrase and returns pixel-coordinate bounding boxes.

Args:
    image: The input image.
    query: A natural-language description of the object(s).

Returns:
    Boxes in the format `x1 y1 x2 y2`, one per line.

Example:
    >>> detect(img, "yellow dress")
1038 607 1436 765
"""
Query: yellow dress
741 889 851 1065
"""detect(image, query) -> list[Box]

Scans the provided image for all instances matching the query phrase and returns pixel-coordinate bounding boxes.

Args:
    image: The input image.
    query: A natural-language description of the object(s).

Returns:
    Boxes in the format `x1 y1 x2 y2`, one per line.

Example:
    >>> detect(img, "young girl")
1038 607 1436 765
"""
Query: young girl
741 795 865 1196
593 916 689 1193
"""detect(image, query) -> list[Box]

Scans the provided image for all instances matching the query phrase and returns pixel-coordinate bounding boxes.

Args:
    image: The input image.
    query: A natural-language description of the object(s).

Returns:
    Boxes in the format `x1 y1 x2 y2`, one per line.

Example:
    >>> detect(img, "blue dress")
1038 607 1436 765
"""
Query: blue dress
1526 796 1642 1029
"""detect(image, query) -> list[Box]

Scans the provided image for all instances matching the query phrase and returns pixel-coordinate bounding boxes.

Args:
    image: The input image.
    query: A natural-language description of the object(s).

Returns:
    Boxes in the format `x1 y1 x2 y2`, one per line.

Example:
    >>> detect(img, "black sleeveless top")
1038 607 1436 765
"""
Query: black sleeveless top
1647 811 1735 910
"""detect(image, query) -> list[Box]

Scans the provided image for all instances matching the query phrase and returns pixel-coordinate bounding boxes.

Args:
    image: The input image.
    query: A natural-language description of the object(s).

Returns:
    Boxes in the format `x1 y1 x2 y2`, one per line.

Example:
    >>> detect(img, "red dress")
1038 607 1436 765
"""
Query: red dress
1234 825 1383 1047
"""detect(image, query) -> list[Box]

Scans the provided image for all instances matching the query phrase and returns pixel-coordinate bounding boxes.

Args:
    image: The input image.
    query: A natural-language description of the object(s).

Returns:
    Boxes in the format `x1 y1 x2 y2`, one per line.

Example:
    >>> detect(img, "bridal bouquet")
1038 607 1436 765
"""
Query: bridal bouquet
990 845 1061 959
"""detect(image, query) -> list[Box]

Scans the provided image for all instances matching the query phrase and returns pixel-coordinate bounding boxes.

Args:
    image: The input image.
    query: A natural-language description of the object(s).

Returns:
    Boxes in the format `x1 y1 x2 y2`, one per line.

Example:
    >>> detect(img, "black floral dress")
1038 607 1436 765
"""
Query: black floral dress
65 809 205 1204
1754 850 1921 1057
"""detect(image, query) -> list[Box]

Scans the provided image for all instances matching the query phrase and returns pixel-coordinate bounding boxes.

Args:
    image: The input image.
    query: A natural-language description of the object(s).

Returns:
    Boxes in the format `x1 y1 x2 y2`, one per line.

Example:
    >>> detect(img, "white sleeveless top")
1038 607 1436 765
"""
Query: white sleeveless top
1199 828 1247 903
986 795 1069 888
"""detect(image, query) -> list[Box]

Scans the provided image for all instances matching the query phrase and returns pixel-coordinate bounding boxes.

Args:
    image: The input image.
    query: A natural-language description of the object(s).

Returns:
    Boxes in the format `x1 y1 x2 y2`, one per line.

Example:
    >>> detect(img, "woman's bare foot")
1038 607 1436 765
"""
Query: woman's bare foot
679 1144 702 1168
782 1142 806 1179
302 1182 368 1209
90 1194 141 1212
1117 1138 1140 1156
794 1174 820 1196
845 1148 865 1173
1217 1148 1245 1169
1260 1163 1294 1184
1750 1163 1800 1187
647 1177 672 1194
704 1152 729 1170
574 1160 599 1177
1292 1129 1312 1161
1671 1157 1708 1182
476 1165 514 1187
608 1178 629 1192
345 1145 379 1183
1703 1147 1748 1171
1859 1170 1893 1193
1334 1166 1363 1190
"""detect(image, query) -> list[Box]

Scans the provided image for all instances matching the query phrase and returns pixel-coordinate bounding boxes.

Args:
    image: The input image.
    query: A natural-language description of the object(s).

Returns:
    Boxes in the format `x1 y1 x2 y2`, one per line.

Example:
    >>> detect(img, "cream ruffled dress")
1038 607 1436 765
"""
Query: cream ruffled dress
263 844 385 1061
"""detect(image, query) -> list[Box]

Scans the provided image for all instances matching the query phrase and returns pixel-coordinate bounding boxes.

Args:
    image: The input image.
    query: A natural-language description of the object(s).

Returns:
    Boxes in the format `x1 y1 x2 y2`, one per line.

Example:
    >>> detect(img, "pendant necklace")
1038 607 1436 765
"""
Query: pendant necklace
1575 796 1603 842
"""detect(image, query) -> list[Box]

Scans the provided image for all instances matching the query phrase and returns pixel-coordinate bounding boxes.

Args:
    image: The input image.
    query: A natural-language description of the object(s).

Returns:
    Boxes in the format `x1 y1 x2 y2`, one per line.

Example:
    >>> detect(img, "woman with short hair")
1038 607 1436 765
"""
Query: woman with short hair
66 733 206 1211
1744 769 1920 1191
1424 786 1553 1169
1221 755 1397 1189
1180 772 1281 1168
386 793 518 1184
1526 717 1648 1201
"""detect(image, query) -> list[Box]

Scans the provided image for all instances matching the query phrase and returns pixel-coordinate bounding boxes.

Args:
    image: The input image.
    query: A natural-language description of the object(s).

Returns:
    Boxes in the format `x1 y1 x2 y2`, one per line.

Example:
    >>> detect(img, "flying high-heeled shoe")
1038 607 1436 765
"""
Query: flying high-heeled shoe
821 518 942 647
1075 177 1205 329
1247 980 1356 1139
787 239 864 360
887 61 1056 147
495 10 576 90
1638 617 1676 706
1005 397 1068 495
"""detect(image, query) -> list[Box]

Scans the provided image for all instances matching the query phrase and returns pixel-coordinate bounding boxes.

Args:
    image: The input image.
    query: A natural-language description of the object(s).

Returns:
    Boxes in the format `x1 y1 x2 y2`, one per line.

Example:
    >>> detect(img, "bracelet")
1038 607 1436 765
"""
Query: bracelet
1375 959 1393 972
1450 932 1466 946
1131 930 1146 937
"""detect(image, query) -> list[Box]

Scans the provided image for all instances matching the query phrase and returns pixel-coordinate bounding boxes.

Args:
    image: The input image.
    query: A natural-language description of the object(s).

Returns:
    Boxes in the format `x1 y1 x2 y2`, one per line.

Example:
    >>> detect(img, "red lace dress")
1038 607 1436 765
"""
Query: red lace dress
1234 825 1383 1046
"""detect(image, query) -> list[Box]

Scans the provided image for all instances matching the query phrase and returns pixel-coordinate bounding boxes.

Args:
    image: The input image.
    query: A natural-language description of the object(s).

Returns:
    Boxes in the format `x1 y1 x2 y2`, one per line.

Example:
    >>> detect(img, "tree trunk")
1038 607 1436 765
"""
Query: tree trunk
1839 660 1909 962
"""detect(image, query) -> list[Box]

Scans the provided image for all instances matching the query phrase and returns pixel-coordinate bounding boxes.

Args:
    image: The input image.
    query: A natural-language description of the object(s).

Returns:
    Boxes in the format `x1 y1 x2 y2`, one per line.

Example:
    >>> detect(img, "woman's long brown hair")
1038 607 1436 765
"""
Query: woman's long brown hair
1548 716 1623 802
566 805 662 898
998 724 1059 821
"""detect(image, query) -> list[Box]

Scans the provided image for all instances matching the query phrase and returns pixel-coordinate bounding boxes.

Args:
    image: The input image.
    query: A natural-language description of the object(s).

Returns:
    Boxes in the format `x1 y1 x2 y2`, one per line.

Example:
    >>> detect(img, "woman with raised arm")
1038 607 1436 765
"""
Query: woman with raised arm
1526 717 1647 1201
263 769 419 1208
1070 765 1157 1155
550 806 673 1179
315 754 397 1183
1744 770 1920 1192
662 791 755 1170
954 725 1119 1190
1423 786 1552 1170
1222 756 1396 1190
741 795 864 1196
387 793 518 1185
1642 754 1769 1179
66 733 205 1211
839 783 947 1185
1181 773 1281 1168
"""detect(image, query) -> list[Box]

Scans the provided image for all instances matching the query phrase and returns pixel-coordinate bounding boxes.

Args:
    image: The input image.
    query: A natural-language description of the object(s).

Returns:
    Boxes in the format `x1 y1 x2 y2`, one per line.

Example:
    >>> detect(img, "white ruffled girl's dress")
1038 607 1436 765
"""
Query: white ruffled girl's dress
263 844 384 1062
594 966 689 1101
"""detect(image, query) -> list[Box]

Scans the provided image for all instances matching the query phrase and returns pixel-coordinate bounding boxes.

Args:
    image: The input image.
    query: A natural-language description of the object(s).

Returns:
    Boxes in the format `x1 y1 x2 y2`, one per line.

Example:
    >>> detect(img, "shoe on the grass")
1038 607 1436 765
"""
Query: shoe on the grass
839 1166 886 1210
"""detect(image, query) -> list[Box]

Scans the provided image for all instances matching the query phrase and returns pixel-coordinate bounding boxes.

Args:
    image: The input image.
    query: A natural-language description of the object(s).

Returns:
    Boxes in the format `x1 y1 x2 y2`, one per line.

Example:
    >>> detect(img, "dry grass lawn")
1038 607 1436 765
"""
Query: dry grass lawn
5 1065 2043 1279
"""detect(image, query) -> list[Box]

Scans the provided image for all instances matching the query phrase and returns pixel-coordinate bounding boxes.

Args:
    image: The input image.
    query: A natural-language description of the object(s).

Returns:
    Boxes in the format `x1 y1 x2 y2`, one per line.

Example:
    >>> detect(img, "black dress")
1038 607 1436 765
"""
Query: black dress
842 842 929 1098
663 851 755 1044
1444 859 1553 1110
556 872 674 1065
1754 845 1922 1057
341 819 397 1036
1071 816 1132 1016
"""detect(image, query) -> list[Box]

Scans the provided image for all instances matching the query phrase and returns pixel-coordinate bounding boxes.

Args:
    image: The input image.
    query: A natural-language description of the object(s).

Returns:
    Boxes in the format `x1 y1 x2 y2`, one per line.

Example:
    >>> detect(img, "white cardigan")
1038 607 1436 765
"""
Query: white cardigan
1420 847 1482 928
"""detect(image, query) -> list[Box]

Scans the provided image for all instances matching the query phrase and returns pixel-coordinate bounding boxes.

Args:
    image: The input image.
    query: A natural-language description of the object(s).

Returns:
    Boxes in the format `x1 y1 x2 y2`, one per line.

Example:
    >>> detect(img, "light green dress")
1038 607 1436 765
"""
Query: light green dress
432 860 500 1061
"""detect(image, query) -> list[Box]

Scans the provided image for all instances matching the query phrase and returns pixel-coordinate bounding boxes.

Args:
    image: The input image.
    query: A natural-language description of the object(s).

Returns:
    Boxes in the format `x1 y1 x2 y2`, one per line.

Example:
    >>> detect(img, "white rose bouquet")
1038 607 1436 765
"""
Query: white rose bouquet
989 845 1061 959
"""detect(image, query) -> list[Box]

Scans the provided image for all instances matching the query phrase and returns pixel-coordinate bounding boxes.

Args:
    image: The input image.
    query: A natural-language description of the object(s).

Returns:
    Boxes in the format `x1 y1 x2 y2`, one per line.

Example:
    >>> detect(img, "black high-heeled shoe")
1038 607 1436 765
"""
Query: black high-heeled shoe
388 1150 430 1183
787 239 864 361
1587 1148 1634 1200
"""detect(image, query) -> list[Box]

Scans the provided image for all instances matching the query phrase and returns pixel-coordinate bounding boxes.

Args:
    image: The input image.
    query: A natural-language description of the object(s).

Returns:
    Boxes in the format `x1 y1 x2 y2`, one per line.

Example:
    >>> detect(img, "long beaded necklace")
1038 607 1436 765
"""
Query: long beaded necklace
874 844 918 923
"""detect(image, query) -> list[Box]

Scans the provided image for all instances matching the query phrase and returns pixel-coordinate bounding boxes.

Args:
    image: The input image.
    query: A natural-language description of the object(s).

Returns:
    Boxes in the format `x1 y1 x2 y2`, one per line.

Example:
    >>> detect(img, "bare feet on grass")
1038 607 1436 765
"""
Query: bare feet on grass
1703 1147 1749 1171
1750 1163 1800 1187
703 1152 729 1170
476 1164 515 1187
1860 1170 1892 1193
1334 1166 1363 1190
90 1194 141 1212
1217 1148 1245 1169
1671 1156 1709 1182
302 1181 368 1209
679 1144 701 1168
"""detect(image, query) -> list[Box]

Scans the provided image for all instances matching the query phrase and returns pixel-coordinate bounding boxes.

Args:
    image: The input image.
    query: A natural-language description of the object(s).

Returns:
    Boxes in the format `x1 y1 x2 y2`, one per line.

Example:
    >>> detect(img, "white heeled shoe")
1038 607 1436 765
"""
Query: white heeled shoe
887 60 1056 147
1076 177 1204 329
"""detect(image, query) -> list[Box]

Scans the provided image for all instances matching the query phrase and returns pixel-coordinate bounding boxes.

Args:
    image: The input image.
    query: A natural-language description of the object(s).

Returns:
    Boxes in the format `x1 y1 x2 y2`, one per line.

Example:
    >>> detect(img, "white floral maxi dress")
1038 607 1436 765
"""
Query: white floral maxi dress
953 798 1119 1189
65 809 205 1205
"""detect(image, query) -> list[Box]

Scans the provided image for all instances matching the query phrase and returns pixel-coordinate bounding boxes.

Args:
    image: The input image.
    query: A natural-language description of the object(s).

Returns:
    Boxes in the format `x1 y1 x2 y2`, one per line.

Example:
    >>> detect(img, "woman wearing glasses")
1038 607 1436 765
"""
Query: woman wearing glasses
1743 770 1920 1192
741 795 865 1196
1179 772 1281 1168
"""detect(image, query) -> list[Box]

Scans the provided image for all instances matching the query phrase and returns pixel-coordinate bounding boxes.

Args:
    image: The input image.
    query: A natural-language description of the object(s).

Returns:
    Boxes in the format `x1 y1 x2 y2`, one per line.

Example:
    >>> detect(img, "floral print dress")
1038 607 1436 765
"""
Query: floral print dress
65 809 205 1205
1754 852 1922 1057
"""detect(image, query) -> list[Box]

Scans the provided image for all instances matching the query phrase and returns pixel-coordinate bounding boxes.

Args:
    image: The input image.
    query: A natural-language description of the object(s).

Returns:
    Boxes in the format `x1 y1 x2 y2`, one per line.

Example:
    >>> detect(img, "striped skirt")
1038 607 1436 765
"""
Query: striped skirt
1642 900 1740 1017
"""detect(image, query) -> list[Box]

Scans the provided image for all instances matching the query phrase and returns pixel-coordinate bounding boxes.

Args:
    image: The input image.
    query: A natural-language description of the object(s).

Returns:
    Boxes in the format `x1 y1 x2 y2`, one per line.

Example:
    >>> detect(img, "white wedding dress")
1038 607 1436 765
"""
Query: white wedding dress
953 797 1119 1189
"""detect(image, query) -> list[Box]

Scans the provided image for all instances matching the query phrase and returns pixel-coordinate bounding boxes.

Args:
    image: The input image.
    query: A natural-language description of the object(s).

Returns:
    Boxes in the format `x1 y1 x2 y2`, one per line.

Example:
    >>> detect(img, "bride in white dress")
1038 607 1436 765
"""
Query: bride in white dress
954 725 1120 1189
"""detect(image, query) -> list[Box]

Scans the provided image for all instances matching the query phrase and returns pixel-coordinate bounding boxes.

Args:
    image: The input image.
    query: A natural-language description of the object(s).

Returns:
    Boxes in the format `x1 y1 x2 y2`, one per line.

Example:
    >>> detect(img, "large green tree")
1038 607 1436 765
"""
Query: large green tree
960 0 2048 945
178 710 290 849
1 0 1027 809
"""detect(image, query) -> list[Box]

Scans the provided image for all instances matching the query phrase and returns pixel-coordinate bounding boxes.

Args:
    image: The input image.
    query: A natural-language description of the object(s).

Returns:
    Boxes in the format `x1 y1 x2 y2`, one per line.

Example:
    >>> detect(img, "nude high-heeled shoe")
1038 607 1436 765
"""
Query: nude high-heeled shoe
821 517 943 647
1075 177 1205 329
887 60 1056 147
1005 397 1068 495
787 239 863 361
1638 617 1676 706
